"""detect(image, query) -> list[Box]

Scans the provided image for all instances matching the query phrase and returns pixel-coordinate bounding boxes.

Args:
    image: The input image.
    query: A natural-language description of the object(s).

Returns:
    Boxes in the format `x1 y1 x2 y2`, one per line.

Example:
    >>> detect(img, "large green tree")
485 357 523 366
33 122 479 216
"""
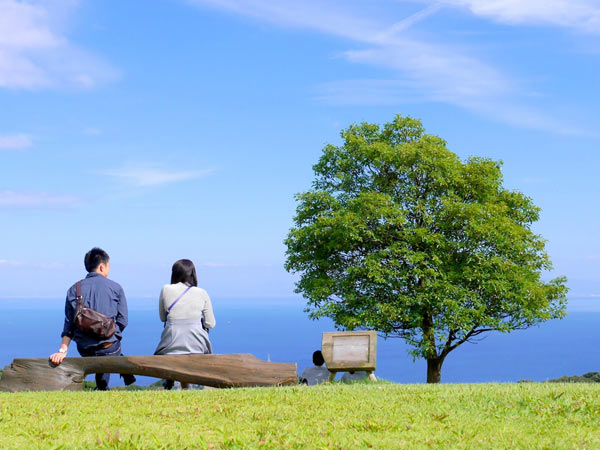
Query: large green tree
285 115 568 383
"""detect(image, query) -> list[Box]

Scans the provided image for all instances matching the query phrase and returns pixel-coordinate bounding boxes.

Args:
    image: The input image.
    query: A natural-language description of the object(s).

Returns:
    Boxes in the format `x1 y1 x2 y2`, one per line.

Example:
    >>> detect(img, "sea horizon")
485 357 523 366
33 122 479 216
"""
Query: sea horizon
1 296 599 387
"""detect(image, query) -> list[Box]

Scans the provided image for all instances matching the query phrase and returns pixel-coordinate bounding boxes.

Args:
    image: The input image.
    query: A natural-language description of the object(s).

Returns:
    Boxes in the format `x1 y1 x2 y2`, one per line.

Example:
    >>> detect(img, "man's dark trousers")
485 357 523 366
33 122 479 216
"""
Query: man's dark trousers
77 341 135 390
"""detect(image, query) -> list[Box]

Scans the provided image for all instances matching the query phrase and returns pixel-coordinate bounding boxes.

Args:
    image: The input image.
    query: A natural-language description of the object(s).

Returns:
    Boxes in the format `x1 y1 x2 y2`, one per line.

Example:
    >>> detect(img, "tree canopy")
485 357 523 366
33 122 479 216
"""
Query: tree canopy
284 114 568 383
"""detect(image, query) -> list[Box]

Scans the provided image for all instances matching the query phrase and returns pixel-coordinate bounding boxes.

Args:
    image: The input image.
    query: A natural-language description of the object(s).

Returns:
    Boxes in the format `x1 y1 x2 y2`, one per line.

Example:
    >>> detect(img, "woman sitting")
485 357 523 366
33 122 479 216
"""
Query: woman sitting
154 259 215 389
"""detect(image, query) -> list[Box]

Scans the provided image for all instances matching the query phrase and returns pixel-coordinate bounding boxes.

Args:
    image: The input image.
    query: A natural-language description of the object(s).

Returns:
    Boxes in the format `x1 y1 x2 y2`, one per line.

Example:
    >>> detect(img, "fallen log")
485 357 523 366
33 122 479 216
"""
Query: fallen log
0 354 297 392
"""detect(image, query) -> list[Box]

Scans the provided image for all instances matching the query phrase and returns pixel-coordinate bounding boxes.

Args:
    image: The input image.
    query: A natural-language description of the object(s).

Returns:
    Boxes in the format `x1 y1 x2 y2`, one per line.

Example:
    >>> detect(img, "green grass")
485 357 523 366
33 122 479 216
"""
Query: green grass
1 383 599 449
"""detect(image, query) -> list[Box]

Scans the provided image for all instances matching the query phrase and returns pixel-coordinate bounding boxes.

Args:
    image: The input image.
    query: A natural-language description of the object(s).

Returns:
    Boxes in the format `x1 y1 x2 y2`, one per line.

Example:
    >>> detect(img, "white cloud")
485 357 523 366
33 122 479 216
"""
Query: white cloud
439 0 600 33
315 79 583 134
0 258 23 267
373 3 443 43
341 41 511 101
0 133 32 150
188 0 583 134
102 164 213 187
0 258 65 269
0 0 118 89
187 0 378 41
0 189 80 208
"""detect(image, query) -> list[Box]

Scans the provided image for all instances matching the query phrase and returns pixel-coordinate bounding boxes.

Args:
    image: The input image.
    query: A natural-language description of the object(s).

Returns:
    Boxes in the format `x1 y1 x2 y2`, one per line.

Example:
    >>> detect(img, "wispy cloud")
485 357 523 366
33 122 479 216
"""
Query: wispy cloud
0 258 22 267
187 0 584 134
0 133 32 150
187 0 378 41
439 0 600 33
0 189 80 208
0 0 118 90
373 3 444 43
102 164 213 187
0 258 65 269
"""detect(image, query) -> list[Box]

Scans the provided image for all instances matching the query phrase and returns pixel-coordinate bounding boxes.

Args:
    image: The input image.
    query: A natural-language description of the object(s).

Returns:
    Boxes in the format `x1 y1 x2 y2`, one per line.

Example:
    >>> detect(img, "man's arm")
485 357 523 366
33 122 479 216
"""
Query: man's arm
50 292 76 365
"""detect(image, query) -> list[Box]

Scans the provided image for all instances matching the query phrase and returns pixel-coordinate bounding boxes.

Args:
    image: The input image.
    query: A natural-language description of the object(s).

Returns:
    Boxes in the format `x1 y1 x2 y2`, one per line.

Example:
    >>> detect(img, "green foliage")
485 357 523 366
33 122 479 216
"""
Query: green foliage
549 372 600 383
0 384 599 448
149 379 165 387
285 114 568 381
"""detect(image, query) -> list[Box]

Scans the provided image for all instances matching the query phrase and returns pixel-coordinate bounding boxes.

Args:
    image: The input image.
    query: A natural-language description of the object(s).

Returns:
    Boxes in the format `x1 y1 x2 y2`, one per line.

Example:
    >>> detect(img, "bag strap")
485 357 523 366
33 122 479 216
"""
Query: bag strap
71 280 83 333
166 285 192 316
76 281 82 304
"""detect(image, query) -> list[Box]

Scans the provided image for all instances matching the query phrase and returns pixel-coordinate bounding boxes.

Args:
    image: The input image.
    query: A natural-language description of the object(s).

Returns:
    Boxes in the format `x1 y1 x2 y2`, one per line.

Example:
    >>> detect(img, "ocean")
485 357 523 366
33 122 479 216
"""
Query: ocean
1 297 599 386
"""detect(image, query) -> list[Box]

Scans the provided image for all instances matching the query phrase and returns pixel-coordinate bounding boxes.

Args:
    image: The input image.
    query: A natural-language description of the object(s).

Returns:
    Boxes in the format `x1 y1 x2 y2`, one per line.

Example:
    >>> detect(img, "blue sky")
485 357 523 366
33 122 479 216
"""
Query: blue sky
0 0 599 301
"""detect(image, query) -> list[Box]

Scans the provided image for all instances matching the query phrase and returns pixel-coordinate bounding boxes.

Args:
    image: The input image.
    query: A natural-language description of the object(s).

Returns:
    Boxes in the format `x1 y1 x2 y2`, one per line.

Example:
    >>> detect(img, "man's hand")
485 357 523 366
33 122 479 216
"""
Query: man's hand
50 337 72 365
49 343 69 365
49 351 67 365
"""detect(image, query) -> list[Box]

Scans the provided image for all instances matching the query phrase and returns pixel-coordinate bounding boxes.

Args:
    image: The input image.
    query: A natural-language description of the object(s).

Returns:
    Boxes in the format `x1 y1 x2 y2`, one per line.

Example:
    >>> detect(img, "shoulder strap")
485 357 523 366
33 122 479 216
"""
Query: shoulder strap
166 285 192 315
75 281 84 308
71 281 84 333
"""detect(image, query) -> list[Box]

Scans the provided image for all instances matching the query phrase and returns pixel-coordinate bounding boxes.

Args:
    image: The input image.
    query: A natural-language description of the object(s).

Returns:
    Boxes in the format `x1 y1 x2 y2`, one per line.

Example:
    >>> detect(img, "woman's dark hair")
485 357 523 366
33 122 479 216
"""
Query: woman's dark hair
84 247 110 272
171 259 198 286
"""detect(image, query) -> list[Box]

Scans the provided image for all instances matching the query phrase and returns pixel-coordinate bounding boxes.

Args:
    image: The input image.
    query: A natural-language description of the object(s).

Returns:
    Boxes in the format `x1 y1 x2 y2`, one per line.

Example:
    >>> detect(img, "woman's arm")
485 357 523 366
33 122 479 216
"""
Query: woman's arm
202 291 216 329
158 287 166 322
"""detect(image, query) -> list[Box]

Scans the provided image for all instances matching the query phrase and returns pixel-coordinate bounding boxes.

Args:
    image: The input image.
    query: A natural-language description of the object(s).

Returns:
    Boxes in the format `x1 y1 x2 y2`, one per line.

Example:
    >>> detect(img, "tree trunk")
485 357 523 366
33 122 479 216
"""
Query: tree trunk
421 312 444 383
426 357 445 384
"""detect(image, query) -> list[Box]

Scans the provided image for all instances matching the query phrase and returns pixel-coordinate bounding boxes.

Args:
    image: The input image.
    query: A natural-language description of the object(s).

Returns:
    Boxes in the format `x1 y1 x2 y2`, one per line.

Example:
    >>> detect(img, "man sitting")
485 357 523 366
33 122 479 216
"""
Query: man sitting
299 350 330 385
49 247 136 390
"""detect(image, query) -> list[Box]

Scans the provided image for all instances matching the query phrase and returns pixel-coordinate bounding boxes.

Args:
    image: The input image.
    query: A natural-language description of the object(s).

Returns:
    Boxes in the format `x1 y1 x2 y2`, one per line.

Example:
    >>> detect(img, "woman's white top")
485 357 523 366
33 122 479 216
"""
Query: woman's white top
158 282 216 328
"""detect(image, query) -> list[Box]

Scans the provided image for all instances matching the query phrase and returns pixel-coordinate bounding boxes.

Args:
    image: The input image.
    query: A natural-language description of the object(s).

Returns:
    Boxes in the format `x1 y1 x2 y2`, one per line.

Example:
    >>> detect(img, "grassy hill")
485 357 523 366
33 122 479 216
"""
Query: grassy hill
0 383 600 449
1 383 599 448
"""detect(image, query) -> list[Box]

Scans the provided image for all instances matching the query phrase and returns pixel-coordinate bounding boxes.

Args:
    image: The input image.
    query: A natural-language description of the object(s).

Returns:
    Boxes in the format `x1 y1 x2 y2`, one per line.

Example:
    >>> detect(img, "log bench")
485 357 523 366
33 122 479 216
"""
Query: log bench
0 354 297 392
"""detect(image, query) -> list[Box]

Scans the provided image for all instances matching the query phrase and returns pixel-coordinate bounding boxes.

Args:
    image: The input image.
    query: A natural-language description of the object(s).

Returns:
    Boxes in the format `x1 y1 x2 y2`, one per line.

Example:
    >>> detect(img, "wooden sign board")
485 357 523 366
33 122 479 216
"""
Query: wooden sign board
321 331 377 372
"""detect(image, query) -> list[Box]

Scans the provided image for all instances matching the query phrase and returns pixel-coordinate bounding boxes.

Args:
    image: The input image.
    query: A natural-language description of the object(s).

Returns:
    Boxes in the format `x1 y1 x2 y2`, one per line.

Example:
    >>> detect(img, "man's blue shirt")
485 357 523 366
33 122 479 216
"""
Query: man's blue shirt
61 272 128 349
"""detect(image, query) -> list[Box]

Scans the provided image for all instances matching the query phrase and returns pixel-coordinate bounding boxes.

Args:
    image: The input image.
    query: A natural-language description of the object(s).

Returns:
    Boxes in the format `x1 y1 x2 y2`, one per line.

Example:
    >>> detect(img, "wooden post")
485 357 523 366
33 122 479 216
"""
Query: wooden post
0 354 297 392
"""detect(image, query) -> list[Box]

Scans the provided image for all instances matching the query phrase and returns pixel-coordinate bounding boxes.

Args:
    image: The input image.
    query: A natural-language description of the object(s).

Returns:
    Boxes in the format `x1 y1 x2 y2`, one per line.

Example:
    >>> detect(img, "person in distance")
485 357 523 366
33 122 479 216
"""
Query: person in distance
154 259 216 389
299 350 330 385
49 247 136 390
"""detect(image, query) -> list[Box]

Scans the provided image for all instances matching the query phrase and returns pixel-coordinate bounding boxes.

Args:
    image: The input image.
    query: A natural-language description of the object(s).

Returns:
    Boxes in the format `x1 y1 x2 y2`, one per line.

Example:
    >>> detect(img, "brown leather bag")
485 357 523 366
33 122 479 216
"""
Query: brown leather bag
74 281 117 340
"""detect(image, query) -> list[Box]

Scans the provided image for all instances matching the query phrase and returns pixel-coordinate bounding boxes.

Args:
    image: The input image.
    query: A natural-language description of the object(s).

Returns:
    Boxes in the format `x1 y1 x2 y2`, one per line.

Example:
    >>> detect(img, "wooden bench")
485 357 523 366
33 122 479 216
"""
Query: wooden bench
0 354 297 392
321 331 377 382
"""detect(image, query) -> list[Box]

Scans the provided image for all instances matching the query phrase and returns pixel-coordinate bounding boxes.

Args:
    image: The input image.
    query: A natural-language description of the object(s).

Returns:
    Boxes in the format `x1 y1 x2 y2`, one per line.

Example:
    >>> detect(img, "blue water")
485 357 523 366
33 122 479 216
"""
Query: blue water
1 297 599 386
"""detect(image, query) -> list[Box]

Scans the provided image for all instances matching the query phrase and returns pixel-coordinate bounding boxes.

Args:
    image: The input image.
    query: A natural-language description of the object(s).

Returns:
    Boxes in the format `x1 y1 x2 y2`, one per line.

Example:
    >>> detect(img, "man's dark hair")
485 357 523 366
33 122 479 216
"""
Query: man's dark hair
171 259 198 287
84 247 110 272
313 350 325 367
